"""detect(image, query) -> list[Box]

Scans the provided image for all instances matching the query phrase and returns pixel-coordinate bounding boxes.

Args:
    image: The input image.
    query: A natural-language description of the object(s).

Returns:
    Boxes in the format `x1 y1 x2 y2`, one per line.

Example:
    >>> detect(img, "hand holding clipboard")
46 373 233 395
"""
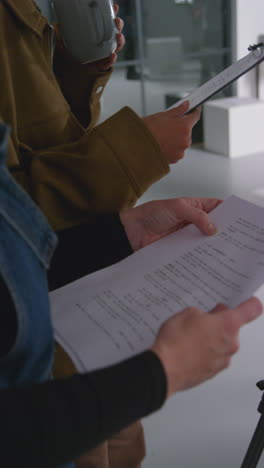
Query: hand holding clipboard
169 43 264 114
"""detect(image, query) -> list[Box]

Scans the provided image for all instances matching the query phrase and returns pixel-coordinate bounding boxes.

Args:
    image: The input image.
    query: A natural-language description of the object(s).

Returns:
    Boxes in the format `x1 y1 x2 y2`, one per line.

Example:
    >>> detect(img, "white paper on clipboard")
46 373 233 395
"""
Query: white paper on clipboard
169 46 264 113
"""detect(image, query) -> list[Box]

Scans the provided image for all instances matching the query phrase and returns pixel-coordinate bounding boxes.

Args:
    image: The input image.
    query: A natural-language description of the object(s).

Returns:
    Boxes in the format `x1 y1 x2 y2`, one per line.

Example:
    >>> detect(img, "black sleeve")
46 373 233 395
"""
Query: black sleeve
1 351 167 468
0 276 17 357
48 213 133 290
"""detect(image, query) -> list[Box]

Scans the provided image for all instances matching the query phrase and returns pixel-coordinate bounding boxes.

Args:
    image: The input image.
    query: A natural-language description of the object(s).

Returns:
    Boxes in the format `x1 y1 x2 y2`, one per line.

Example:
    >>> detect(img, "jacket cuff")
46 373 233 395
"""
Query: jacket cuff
96 107 170 197
86 350 167 438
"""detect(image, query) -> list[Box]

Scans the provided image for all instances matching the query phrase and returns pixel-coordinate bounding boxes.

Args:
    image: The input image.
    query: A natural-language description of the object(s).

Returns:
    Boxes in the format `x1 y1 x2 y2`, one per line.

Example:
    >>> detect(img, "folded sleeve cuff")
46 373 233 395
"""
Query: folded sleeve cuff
96 107 170 197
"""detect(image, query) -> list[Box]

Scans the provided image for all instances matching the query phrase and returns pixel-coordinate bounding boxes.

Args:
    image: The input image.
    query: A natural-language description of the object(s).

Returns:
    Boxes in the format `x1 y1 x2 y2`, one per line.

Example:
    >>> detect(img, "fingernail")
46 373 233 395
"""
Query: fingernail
207 223 217 234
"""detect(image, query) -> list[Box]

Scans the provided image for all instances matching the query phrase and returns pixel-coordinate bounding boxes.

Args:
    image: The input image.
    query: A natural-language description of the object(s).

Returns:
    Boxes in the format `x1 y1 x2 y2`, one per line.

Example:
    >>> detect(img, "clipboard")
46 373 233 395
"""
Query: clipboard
169 42 264 114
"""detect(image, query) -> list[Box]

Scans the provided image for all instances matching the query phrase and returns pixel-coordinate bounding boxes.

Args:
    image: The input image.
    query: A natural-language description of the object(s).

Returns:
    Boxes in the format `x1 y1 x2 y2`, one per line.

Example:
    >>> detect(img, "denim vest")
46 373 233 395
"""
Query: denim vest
0 124 73 468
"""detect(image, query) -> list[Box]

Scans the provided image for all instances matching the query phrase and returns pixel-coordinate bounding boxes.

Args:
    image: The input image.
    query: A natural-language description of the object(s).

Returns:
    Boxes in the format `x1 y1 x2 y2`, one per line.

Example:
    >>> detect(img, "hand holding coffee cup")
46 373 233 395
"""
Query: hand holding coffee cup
52 0 117 63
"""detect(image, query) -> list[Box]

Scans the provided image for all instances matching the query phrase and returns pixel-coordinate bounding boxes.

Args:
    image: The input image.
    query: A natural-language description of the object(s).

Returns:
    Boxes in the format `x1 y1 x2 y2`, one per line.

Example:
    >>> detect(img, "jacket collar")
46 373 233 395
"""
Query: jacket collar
3 0 48 37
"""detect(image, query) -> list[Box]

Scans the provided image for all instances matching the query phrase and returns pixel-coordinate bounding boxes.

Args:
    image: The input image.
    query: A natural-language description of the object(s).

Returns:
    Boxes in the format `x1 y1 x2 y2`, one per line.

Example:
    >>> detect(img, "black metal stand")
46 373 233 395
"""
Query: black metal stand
240 381 264 468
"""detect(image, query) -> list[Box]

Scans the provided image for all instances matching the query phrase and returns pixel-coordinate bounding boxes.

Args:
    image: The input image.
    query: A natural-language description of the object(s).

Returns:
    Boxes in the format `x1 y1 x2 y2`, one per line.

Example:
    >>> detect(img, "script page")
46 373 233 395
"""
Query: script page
50 196 264 372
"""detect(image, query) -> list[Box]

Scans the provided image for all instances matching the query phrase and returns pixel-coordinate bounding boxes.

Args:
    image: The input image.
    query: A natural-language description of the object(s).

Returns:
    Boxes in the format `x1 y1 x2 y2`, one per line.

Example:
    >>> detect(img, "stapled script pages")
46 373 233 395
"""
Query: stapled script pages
50 196 264 372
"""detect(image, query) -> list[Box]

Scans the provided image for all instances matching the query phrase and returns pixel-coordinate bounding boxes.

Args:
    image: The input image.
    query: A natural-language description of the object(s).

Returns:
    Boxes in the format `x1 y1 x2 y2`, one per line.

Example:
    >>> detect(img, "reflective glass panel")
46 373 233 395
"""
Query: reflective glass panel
102 0 232 136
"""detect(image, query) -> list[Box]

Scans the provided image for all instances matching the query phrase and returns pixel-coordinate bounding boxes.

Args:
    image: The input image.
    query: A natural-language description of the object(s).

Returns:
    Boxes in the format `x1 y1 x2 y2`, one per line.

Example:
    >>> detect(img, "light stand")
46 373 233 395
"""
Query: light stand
240 381 264 468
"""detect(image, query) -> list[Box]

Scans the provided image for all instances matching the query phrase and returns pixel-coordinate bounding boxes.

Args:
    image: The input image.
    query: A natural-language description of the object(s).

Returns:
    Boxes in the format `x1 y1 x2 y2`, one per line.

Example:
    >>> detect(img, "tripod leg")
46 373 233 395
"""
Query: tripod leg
241 414 264 468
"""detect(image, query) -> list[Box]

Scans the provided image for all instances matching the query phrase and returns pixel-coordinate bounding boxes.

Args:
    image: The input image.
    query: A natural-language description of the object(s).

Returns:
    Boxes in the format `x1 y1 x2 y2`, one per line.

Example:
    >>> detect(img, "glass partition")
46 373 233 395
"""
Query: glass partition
100 0 232 142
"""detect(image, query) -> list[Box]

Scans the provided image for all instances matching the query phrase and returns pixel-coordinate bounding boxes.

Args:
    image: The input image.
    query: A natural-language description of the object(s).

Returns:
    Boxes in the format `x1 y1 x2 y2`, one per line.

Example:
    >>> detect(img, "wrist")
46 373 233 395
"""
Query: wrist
150 343 184 398
150 345 172 398
119 210 140 252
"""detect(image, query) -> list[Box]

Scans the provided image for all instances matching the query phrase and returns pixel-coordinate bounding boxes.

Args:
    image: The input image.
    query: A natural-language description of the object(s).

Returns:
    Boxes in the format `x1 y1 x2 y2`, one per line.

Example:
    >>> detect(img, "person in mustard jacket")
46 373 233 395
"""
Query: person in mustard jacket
1 0 200 231
0 1 200 467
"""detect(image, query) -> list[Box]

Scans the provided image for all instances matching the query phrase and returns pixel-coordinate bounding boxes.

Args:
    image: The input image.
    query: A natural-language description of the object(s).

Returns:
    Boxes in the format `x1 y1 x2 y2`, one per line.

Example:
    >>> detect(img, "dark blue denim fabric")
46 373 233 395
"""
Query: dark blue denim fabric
0 124 57 386
0 124 73 467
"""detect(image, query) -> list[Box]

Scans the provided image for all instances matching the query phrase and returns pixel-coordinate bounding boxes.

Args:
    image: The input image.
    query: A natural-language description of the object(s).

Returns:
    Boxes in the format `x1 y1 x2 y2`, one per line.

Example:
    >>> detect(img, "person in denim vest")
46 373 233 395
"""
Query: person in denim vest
0 122 262 467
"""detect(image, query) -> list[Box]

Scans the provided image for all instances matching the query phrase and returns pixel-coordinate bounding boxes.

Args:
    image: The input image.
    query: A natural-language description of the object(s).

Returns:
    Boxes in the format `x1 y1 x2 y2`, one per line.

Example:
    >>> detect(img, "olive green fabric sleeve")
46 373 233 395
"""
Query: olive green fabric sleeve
52 36 113 128
0 0 169 231
28 107 169 230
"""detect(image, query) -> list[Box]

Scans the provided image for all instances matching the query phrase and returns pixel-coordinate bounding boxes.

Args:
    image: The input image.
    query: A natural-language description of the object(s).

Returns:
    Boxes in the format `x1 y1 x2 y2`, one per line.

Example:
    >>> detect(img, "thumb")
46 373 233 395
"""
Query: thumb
222 297 263 334
167 100 190 116
234 297 263 327
209 303 228 314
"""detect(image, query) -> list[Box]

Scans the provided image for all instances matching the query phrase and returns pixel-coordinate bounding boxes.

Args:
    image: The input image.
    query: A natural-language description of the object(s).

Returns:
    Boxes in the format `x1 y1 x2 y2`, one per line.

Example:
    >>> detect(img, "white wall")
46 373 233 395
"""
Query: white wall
233 0 264 97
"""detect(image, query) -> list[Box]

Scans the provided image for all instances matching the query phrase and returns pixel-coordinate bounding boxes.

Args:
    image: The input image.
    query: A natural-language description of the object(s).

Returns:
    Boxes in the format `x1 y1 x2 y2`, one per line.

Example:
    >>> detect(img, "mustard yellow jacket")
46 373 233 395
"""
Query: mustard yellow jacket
0 0 169 230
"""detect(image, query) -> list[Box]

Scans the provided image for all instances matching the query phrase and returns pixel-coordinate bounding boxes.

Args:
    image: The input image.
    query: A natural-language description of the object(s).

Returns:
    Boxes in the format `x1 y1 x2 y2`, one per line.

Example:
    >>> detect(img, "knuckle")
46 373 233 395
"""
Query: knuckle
223 356 231 369
217 357 231 373
174 198 184 209
230 339 240 355
184 307 203 319
182 137 191 149
222 313 239 335
174 197 186 210
196 209 207 225
176 151 185 160
182 128 190 139
221 310 230 326
193 109 201 121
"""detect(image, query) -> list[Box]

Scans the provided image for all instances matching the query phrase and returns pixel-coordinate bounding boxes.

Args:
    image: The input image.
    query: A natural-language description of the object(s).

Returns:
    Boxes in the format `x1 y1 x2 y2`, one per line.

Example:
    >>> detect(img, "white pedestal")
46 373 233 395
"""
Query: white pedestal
203 97 264 157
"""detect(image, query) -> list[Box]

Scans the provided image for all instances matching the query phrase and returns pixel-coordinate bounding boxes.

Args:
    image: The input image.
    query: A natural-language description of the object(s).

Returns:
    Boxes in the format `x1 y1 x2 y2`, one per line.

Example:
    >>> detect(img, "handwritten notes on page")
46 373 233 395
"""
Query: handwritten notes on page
169 48 264 113
50 196 264 372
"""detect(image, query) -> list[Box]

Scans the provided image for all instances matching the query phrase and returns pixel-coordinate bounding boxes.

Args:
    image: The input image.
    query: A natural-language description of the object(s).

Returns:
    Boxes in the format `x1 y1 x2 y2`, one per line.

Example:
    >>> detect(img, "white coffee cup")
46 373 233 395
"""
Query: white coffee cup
52 0 117 63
